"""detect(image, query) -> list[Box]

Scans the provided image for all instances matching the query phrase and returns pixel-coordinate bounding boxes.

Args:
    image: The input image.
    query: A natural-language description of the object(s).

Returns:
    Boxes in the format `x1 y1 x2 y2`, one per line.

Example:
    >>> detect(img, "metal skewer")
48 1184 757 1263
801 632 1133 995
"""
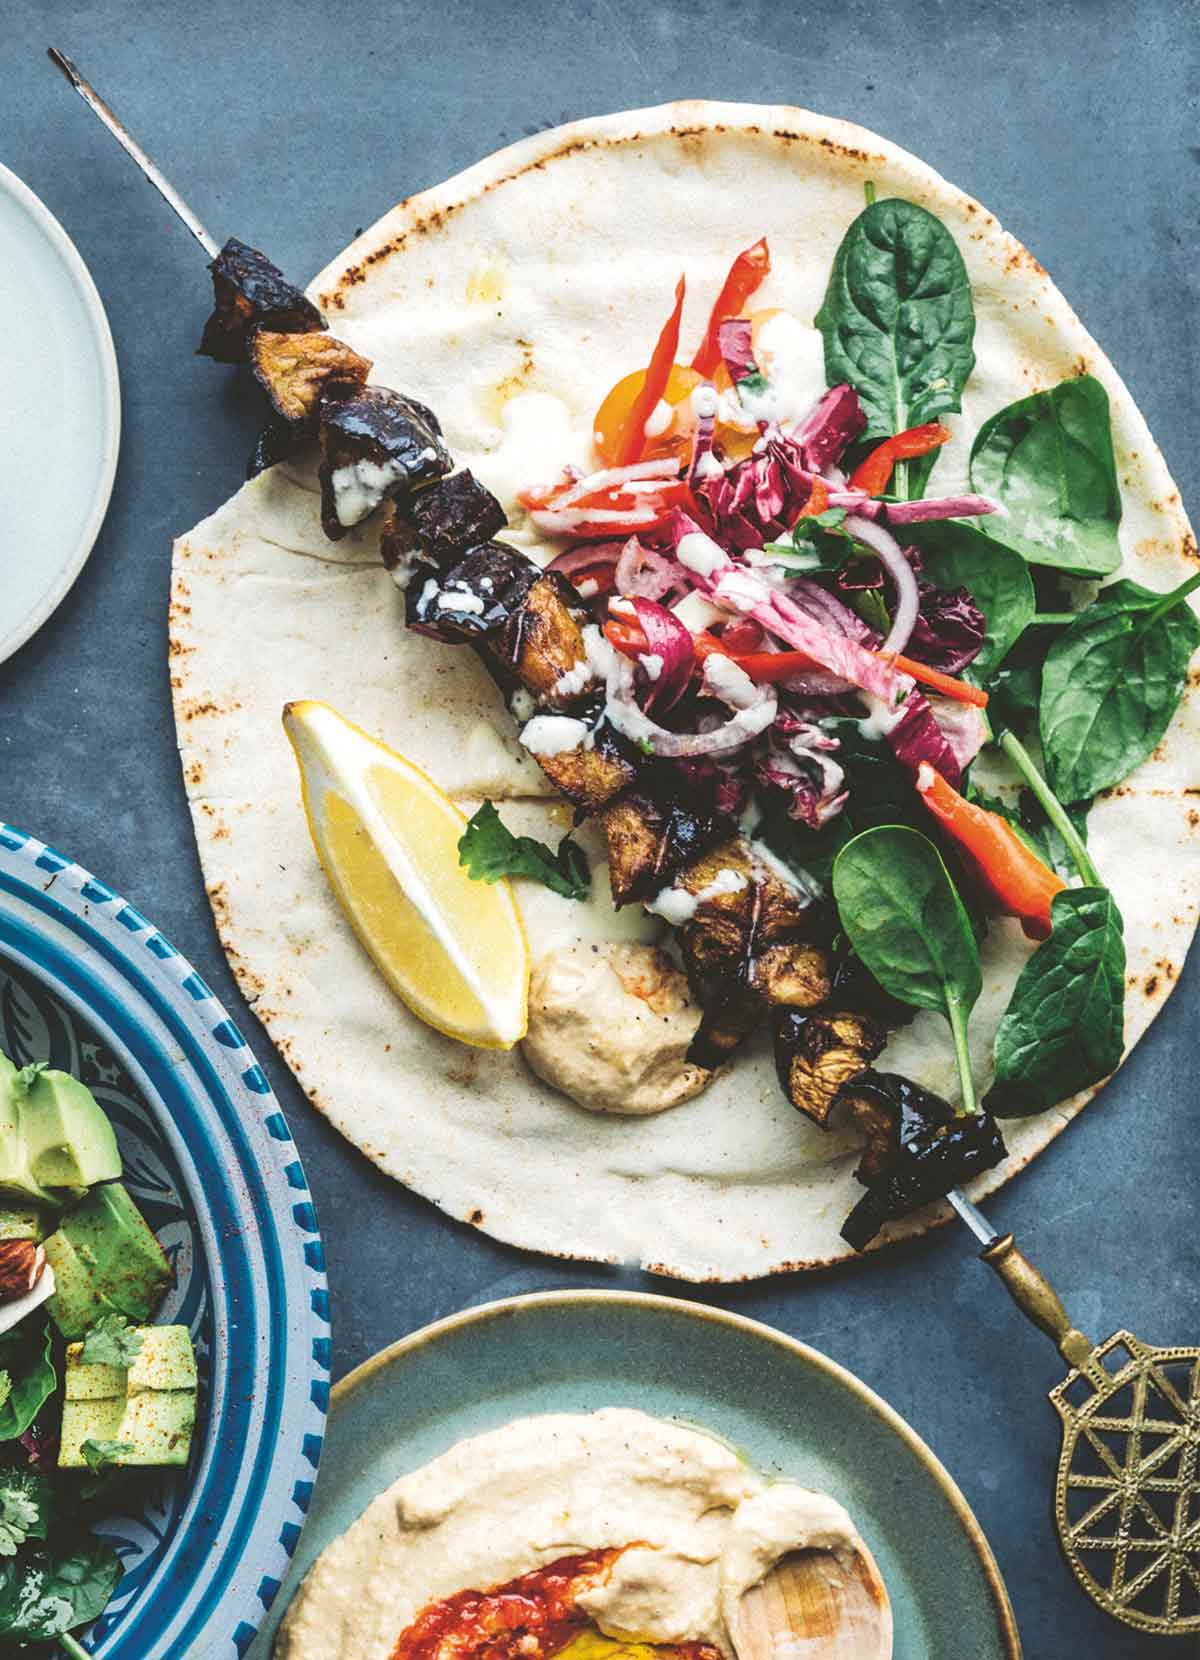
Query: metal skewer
47 47 220 259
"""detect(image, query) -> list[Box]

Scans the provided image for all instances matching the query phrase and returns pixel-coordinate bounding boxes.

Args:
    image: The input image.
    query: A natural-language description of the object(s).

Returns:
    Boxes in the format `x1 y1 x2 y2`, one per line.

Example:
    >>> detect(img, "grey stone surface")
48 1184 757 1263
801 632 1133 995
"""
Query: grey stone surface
1 2 1197 1651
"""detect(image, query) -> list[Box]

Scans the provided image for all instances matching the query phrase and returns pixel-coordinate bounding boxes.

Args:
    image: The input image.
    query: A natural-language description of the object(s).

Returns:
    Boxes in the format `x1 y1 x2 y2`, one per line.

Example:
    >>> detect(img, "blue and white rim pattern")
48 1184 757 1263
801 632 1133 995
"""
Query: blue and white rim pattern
0 825 329 1659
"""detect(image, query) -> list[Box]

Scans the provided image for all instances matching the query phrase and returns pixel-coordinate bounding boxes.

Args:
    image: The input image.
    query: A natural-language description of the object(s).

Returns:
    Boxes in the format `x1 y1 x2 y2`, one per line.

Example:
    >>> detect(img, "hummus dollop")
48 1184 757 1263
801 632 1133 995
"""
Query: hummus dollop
521 943 712 1116
275 1409 868 1660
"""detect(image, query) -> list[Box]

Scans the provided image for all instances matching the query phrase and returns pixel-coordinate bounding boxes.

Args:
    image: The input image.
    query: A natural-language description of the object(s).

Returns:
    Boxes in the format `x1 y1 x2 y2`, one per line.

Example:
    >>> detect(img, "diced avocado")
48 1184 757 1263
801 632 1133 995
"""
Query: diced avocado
127 1325 197 1395
59 1397 125 1465
44 1183 171 1340
59 1325 197 1469
21 1069 122 1192
0 1205 49 1243
0 1054 27 1192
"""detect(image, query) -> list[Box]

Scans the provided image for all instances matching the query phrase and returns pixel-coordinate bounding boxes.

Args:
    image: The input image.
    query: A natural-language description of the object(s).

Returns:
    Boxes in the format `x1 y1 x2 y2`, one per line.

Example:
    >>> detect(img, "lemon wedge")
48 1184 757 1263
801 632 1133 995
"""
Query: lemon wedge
283 700 529 1049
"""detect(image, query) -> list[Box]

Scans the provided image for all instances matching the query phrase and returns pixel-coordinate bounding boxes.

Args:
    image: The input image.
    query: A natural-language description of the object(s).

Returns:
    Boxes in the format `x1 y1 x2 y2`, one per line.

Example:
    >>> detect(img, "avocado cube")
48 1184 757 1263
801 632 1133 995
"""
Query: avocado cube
44 1184 171 1340
58 1326 197 1470
0 1054 27 1192
118 1388 196 1466
22 1070 122 1192
0 1205 48 1243
128 1326 197 1395
58 1396 126 1466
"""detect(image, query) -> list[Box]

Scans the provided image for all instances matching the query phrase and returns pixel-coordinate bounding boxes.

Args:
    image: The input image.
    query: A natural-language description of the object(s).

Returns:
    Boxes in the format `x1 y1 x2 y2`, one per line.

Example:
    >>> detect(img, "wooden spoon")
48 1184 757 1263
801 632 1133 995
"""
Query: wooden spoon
733 1545 893 1660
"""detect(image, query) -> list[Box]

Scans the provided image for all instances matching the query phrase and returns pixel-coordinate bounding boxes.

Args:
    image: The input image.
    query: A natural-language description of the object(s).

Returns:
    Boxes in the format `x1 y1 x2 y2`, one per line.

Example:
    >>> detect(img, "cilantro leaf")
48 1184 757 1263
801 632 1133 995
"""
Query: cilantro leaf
0 1372 12 1414
737 370 770 396
458 802 590 902
11 1063 48 1100
81 1440 133 1476
0 1472 53 1559
80 1314 143 1369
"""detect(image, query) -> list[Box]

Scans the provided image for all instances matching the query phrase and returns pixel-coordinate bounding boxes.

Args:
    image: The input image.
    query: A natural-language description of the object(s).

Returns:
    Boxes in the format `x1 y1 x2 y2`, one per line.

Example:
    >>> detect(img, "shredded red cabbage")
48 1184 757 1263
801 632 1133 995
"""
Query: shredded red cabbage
755 721 848 828
628 596 694 712
886 689 965 790
793 384 867 472
717 318 757 382
907 579 987 675
614 536 688 604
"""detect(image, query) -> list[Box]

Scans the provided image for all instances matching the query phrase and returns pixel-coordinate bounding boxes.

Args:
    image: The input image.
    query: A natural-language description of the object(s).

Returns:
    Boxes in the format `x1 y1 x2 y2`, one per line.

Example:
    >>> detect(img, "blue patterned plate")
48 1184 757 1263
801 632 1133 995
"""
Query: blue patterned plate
0 824 329 1659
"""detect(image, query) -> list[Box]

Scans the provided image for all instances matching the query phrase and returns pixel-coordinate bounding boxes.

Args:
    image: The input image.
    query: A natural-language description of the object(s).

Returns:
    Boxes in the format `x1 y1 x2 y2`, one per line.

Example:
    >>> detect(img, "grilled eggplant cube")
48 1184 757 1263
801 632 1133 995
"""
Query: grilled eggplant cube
399 471 508 566
602 795 729 909
249 330 372 427
839 1072 1008 1250
198 237 325 363
407 543 541 642
318 389 452 540
525 708 642 814
488 574 590 704
774 1009 888 1128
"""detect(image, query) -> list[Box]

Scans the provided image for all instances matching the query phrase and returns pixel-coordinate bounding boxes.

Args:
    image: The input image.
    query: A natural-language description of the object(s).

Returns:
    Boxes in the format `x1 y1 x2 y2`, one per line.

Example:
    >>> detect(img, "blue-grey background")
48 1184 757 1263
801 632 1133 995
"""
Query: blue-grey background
2 2 1197 1653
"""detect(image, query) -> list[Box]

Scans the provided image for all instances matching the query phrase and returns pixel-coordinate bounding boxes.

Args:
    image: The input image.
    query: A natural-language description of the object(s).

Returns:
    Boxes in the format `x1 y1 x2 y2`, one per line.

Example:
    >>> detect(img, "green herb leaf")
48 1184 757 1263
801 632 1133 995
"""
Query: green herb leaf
458 801 589 902
969 376 1122 576
905 521 1036 682
11 1062 48 1100
80 1439 133 1475
0 1373 12 1414
990 887 1125 1116
0 1537 121 1640
80 1313 144 1370
0 1471 53 1561
832 826 982 1021
737 370 769 396
0 1320 56 1443
815 199 976 445
1038 573 1200 801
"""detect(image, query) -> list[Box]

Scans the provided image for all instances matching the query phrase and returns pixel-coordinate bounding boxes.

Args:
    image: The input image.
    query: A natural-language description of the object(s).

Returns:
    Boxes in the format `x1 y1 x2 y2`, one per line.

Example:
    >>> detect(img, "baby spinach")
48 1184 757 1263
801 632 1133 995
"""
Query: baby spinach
989 887 1125 1116
906 521 1036 681
815 199 976 450
0 1321 56 1443
1039 572 1200 802
833 826 982 1110
969 376 1122 576
458 801 589 901
0 1536 121 1643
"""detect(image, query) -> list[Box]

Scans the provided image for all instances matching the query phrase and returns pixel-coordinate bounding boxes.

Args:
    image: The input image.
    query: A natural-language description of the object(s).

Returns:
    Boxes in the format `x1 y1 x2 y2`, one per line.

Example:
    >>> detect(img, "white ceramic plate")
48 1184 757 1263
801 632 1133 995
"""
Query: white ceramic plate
0 163 120 664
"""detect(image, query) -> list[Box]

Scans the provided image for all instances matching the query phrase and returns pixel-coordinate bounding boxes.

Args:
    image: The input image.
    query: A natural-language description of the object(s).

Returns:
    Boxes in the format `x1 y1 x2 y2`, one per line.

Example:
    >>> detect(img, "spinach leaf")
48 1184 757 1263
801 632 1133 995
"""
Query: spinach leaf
907 521 1036 681
832 826 982 1019
969 376 1122 576
0 1321 56 1443
989 887 1125 1115
458 801 589 901
1039 573 1200 801
0 1536 121 1641
80 1313 143 1369
815 199 976 445
0 1472 53 1557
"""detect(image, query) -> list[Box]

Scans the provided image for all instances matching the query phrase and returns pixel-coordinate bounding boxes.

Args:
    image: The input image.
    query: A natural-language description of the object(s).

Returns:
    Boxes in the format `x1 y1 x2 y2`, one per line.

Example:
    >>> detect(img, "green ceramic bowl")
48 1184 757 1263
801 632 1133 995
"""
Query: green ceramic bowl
252 1291 1020 1659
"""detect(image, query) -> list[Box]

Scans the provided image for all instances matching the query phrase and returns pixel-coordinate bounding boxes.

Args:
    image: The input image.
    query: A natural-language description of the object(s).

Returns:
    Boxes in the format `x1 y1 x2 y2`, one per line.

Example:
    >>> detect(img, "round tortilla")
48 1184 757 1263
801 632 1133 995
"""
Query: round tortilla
171 101 1200 1281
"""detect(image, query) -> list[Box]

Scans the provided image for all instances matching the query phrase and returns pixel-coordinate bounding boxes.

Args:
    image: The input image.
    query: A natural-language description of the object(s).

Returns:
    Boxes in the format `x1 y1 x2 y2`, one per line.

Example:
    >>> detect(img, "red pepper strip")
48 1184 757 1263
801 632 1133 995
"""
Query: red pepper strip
604 617 649 659
690 238 771 377
706 647 819 682
886 654 989 708
614 276 687 467
915 763 1065 940
794 476 831 518
848 423 953 496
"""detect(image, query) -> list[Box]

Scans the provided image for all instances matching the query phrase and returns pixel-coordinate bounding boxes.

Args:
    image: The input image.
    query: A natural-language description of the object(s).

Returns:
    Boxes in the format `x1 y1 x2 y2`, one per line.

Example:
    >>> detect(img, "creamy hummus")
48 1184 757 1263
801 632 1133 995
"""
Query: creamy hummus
275 1409 868 1660
521 943 712 1115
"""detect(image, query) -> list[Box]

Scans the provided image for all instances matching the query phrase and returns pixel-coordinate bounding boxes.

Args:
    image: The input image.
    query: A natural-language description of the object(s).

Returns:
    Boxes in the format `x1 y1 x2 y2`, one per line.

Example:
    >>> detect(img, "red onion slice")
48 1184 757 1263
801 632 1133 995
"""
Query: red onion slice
615 536 688 603
844 513 920 657
604 648 776 758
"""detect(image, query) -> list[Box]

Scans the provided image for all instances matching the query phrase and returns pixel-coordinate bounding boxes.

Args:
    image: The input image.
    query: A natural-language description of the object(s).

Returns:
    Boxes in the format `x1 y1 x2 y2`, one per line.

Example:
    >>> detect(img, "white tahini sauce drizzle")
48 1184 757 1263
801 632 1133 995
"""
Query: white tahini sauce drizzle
646 867 749 924
643 399 674 439
702 654 760 710
640 653 663 681
331 458 408 527
437 588 485 614
676 531 728 580
520 715 592 758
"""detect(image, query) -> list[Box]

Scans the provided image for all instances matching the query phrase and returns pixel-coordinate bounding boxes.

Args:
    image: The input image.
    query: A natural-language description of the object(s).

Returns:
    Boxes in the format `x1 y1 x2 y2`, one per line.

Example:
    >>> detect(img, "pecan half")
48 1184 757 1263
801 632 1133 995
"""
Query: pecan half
0 1240 46 1303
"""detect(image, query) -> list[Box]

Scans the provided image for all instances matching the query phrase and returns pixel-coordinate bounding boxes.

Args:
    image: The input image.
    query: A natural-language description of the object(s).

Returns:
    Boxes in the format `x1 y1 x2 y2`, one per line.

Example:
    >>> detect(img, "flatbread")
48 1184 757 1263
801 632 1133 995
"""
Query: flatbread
171 102 1200 1280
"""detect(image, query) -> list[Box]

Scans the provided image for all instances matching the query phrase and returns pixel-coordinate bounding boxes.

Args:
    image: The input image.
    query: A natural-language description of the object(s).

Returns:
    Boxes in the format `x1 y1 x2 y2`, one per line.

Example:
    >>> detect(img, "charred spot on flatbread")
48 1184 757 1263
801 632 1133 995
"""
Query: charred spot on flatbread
399 471 508 566
774 1008 888 1128
318 388 452 539
839 1072 1007 1250
249 329 372 427
198 237 325 363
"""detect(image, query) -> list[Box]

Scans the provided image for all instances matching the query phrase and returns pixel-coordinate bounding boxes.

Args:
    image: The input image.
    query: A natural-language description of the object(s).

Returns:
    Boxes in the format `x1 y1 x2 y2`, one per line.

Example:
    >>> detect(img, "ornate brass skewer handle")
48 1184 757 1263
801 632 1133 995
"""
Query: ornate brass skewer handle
981 1232 1108 1387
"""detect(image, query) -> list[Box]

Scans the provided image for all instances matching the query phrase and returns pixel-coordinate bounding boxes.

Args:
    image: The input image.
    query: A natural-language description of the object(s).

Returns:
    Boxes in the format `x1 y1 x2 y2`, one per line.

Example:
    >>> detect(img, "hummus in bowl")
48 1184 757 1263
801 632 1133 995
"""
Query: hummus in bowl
274 1409 874 1660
